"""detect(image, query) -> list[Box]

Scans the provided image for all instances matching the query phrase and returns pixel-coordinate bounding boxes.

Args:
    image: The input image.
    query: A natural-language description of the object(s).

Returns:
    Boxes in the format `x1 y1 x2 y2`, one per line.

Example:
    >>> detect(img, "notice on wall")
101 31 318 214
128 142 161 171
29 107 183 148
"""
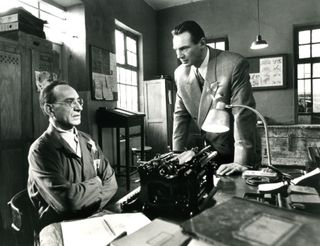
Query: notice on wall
90 46 117 100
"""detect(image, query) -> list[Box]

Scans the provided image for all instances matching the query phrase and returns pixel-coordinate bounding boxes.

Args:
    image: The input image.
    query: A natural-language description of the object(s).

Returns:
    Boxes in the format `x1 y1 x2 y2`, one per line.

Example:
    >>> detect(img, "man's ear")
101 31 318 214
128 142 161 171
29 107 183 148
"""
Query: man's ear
43 103 54 117
199 37 206 47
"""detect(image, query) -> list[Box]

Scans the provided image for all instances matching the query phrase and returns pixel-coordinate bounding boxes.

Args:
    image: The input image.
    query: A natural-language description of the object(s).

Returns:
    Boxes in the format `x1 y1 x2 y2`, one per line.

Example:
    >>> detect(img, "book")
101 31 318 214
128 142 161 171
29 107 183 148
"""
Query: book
181 197 320 246
111 218 190 246
61 212 150 246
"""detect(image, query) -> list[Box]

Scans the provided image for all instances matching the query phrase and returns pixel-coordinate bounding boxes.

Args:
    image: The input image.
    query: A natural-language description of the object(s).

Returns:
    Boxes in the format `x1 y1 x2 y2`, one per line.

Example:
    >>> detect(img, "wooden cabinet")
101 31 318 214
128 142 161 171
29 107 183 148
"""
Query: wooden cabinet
258 125 320 167
0 32 58 243
144 79 175 155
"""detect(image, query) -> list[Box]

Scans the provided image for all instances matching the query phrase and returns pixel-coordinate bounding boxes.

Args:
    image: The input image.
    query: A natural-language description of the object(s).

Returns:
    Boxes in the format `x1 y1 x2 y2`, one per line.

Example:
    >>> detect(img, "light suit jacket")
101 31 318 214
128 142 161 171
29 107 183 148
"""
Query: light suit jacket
173 47 261 167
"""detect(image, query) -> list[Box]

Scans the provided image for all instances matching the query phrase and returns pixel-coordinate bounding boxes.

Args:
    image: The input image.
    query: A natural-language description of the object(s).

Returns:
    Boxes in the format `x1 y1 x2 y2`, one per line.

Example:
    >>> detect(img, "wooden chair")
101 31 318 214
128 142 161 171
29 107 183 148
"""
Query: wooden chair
7 189 39 246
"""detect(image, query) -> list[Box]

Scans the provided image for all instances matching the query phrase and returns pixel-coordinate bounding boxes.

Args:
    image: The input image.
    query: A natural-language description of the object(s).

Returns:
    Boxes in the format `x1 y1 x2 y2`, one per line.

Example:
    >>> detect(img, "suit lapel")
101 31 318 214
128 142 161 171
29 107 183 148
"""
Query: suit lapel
180 67 202 117
78 132 96 177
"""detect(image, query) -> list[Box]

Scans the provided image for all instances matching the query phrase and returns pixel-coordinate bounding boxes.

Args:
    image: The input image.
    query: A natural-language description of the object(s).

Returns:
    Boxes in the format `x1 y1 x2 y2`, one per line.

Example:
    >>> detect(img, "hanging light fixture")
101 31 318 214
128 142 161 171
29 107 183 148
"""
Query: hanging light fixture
250 0 268 50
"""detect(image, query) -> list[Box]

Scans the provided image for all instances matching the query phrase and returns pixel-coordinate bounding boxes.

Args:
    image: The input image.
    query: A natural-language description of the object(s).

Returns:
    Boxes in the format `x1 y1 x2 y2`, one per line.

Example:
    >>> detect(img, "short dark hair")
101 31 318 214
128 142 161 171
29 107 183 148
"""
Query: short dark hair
39 80 69 112
171 20 205 44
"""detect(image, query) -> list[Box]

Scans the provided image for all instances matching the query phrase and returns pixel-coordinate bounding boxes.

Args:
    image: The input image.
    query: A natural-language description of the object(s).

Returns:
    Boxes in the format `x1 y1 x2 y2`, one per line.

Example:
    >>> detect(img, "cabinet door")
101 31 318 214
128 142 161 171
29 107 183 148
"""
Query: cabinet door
0 43 31 231
145 79 172 154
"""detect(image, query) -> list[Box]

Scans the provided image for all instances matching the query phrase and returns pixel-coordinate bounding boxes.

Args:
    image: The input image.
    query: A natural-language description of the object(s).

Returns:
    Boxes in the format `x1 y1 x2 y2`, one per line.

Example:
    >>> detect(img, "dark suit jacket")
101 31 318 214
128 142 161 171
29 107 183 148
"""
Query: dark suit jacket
173 47 261 167
27 124 118 230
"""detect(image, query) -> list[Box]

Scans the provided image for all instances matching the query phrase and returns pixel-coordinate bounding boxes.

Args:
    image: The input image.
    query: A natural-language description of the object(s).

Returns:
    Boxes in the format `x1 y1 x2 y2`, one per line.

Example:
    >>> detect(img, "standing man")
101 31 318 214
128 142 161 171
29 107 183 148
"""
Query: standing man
172 20 260 175
28 81 118 230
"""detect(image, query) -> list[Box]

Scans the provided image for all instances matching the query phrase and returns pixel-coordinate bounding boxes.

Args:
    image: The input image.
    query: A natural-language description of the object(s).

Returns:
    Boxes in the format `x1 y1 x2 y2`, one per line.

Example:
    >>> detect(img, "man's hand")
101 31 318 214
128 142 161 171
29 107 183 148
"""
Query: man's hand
216 163 248 176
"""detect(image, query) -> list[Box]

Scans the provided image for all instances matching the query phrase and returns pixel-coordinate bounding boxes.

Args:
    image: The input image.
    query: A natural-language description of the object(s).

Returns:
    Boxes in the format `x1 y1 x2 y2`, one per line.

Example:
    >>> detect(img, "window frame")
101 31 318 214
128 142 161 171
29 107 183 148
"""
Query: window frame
294 24 320 123
207 37 229 51
115 26 140 112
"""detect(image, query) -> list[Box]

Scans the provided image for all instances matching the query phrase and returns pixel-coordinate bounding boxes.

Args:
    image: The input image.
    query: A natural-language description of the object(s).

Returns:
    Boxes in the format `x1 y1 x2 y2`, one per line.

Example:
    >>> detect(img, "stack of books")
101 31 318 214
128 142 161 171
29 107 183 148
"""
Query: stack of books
0 7 46 39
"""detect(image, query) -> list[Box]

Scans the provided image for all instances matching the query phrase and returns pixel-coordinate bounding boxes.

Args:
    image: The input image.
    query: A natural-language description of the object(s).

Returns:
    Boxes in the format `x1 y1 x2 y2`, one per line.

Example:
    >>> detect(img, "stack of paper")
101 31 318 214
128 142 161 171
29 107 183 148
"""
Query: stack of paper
61 212 150 246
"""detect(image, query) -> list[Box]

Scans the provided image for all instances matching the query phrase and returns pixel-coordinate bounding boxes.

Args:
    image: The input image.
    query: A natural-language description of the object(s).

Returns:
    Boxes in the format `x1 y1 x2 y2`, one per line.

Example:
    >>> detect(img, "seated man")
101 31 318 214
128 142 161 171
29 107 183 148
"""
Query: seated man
28 80 118 230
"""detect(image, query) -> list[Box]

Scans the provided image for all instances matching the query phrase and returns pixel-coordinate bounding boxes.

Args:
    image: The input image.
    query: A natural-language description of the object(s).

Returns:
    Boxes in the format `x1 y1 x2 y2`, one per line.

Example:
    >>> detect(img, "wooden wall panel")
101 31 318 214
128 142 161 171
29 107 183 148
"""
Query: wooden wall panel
0 51 21 140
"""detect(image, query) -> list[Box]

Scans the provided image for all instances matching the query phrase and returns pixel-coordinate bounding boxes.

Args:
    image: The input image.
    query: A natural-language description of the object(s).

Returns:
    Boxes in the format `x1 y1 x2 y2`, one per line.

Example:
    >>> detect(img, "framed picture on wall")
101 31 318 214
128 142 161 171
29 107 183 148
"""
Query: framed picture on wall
247 54 287 90
89 45 118 100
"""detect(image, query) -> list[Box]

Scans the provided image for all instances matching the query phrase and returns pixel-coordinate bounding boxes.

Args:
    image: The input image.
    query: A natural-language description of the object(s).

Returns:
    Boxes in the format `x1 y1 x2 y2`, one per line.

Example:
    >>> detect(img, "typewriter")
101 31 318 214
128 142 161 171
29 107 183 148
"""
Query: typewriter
121 145 219 218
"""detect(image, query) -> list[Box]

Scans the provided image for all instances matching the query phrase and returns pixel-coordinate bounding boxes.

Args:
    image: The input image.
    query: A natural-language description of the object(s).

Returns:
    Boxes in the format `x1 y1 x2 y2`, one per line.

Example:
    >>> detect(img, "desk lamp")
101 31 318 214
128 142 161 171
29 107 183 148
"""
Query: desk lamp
202 98 291 180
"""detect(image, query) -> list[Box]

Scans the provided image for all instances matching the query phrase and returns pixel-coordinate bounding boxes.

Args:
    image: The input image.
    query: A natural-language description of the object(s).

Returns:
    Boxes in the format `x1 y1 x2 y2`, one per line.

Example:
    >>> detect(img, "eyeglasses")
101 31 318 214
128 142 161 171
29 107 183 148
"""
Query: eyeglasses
53 98 84 108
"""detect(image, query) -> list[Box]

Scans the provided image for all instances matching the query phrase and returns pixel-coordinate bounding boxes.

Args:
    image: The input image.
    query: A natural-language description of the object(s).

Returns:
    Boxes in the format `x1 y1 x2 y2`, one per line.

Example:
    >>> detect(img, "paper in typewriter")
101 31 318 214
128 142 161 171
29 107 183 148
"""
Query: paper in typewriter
181 197 320 246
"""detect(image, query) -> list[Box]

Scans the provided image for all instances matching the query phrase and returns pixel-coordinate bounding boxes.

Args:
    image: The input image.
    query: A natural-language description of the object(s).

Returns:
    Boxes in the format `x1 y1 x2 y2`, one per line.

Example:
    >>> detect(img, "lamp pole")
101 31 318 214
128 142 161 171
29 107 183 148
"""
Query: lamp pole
226 104 272 167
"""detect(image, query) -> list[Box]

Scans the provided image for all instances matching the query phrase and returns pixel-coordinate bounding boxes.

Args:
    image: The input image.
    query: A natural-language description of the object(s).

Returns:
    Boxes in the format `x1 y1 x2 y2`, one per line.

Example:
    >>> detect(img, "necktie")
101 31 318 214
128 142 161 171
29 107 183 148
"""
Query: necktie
195 68 204 91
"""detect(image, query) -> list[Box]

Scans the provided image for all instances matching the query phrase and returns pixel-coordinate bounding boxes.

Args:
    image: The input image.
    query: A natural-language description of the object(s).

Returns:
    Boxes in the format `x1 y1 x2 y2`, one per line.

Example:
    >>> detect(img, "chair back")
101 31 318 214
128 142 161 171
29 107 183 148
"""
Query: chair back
7 189 38 245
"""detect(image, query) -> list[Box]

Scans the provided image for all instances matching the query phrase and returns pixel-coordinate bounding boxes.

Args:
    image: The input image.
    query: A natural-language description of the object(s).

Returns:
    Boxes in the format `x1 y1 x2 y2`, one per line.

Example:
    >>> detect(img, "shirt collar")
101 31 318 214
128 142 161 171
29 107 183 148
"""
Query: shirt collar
49 120 80 156
193 47 209 79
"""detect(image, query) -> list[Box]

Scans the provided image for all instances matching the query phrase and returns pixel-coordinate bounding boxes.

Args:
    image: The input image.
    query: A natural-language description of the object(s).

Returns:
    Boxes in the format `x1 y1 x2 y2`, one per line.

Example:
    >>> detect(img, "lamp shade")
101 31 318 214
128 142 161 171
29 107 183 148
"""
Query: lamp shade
250 35 268 50
201 108 230 133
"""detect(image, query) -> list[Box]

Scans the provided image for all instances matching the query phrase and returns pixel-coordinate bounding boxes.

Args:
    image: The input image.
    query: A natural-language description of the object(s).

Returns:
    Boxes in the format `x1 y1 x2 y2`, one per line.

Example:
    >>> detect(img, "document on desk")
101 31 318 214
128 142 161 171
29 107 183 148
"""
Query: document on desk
111 218 190 246
61 212 150 246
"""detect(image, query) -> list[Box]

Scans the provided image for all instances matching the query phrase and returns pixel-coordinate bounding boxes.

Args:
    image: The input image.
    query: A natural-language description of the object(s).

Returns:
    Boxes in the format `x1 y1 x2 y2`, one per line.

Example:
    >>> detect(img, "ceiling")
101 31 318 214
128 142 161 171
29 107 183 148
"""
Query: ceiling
49 0 205 10
143 0 206 10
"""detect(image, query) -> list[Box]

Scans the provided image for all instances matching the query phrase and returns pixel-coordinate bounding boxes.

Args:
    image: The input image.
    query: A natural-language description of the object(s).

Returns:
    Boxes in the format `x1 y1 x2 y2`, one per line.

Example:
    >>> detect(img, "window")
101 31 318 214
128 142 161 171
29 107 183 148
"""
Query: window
115 27 139 112
295 25 320 123
207 37 229 51
4 0 67 44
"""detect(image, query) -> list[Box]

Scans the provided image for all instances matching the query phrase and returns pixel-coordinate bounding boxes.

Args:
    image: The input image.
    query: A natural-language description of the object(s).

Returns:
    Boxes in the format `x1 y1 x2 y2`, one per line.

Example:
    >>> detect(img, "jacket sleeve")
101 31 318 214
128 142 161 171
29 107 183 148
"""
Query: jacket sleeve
172 91 191 151
230 58 259 167
28 144 103 215
96 146 118 209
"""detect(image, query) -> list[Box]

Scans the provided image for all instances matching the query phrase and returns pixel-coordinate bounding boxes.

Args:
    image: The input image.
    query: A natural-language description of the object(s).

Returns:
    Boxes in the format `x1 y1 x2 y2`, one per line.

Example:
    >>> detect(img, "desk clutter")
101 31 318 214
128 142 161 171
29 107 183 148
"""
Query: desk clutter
242 167 320 213
41 150 320 246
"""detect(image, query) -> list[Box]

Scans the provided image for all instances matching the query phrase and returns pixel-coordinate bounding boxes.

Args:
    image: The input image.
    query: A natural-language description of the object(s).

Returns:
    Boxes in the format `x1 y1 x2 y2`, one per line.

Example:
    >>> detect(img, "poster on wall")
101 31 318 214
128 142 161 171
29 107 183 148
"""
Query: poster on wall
248 54 287 90
90 45 117 100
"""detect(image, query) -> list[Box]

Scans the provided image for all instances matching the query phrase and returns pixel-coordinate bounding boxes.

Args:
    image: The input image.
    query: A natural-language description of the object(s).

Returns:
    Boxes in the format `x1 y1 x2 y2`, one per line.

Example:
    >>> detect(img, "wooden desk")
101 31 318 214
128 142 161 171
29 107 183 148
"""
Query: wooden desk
39 175 253 246
96 108 145 190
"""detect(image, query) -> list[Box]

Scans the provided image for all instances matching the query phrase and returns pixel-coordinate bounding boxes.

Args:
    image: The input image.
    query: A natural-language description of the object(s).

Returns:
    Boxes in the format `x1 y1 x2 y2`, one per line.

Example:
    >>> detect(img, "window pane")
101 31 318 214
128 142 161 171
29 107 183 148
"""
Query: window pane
119 67 126 83
299 45 310 59
20 4 38 17
40 1 65 18
115 30 125 64
20 0 38 8
127 51 137 67
313 63 320 77
313 79 320 112
132 71 137 86
117 67 121 82
312 29 320 43
126 36 137 53
125 69 131 85
299 30 310 44
207 43 215 49
298 79 311 95
216 42 225 50
132 86 138 112
298 79 311 113
298 63 311 79
312 43 320 57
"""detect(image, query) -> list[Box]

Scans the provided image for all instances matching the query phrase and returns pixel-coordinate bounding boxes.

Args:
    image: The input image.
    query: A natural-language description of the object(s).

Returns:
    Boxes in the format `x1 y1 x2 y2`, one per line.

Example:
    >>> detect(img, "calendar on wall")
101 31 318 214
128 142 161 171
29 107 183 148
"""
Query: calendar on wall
89 45 117 101
248 54 287 90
